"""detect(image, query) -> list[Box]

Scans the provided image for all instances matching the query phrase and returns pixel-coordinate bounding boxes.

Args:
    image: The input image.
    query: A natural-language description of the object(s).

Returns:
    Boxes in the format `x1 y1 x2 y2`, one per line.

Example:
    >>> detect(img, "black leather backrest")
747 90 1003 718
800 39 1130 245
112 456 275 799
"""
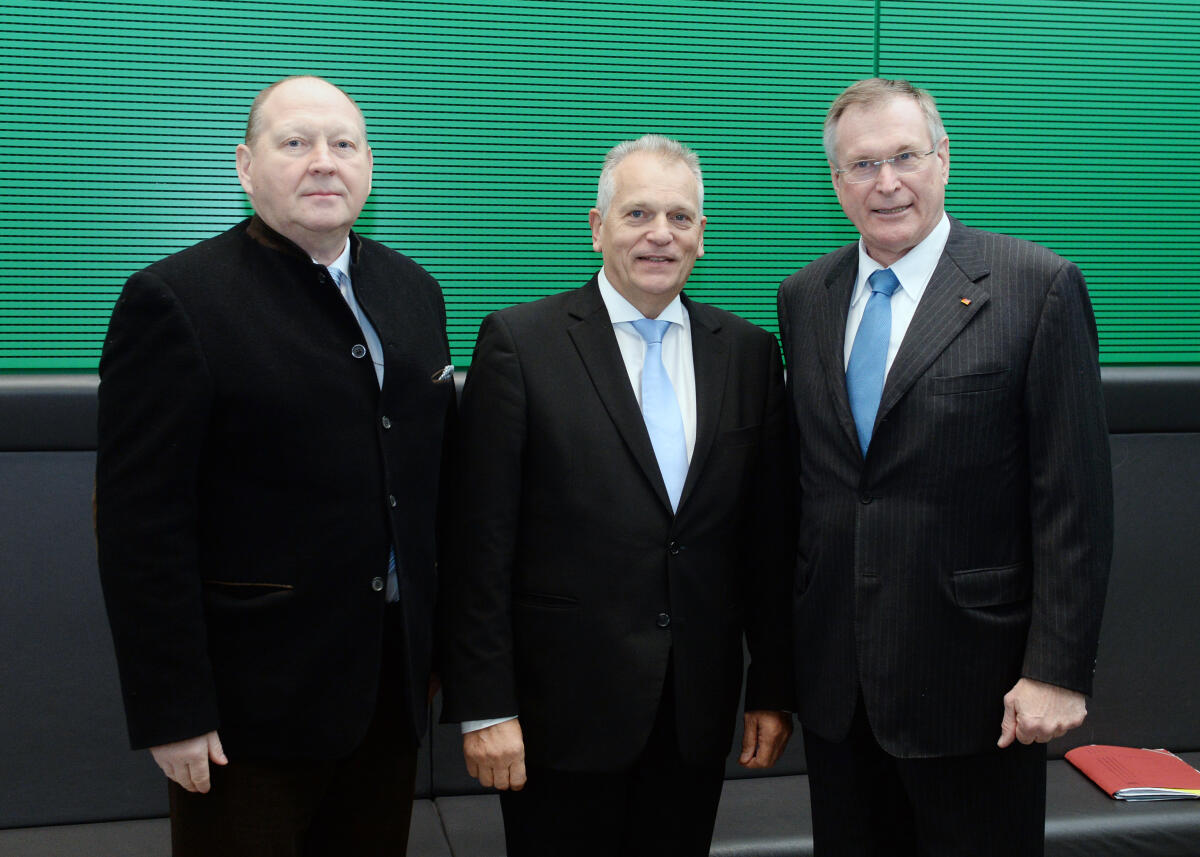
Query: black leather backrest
1 367 1197 824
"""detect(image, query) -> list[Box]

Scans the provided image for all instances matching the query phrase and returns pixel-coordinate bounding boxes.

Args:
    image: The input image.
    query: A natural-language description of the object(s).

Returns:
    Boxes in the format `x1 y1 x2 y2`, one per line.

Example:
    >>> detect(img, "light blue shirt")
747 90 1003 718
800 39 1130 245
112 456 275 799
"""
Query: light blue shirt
323 240 398 602
844 212 951 379
326 240 385 388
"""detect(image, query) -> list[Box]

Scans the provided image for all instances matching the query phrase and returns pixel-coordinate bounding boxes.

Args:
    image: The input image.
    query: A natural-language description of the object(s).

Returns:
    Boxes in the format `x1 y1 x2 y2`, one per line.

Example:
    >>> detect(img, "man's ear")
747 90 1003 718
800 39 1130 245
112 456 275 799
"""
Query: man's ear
589 208 603 252
235 144 253 197
938 135 951 185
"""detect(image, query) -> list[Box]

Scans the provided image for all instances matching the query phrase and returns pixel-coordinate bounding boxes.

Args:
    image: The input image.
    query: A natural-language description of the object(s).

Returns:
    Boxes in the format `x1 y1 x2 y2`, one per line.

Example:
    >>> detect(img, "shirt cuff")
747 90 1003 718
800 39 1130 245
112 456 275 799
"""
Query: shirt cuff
460 715 518 734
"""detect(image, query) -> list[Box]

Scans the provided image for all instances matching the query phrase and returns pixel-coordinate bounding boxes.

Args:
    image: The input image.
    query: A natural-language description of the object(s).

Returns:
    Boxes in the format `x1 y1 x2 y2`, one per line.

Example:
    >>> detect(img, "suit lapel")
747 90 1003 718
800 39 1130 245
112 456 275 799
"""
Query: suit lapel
816 247 862 454
876 218 991 424
678 296 729 511
566 279 674 511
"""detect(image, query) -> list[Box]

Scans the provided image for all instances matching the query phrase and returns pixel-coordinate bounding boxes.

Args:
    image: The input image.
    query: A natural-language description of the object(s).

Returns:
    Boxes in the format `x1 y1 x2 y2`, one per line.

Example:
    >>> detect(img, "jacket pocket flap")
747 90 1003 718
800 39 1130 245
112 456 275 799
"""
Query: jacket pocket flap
513 591 579 609
719 424 760 448
952 563 1030 608
931 369 1009 395
202 580 295 610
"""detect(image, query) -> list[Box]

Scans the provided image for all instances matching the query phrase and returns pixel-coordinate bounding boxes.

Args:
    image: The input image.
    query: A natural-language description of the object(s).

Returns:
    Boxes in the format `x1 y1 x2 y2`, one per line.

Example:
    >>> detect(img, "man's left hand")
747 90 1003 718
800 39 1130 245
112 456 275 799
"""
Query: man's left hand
738 710 793 769
998 677 1087 748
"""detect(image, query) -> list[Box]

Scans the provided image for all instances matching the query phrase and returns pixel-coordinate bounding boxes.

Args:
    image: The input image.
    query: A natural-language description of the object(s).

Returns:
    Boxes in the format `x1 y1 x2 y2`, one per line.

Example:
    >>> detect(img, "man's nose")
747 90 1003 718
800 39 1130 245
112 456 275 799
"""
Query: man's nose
308 141 338 171
646 214 673 242
873 161 902 191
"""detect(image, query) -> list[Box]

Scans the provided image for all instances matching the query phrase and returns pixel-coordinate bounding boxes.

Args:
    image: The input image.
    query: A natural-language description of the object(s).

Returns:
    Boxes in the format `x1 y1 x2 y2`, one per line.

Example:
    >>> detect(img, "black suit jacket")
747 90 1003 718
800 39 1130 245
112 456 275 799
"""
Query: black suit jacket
441 278 794 771
777 216 1112 758
96 217 454 759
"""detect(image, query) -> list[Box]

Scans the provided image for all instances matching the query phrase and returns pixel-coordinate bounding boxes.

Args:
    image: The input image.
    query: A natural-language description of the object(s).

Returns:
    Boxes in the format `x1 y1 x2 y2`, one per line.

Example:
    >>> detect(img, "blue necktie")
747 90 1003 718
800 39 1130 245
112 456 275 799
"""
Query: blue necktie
331 268 384 388
631 318 688 511
846 268 901 454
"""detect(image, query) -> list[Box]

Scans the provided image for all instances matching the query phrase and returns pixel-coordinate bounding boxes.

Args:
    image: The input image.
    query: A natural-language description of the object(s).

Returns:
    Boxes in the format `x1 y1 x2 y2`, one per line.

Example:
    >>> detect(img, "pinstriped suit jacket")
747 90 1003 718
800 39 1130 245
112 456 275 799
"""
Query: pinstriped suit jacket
777 216 1113 758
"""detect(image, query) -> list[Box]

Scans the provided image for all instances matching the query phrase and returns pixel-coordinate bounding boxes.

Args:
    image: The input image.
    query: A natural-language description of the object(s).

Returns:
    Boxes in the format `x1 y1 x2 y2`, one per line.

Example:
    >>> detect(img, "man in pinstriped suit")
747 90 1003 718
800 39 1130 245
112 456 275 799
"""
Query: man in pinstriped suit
777 78 1113 855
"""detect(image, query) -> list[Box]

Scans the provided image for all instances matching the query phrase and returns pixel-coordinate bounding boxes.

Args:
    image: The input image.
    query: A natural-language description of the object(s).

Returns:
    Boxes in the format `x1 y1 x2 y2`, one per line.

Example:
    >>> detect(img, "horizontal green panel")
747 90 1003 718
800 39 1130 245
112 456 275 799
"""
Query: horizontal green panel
1 0 1196 371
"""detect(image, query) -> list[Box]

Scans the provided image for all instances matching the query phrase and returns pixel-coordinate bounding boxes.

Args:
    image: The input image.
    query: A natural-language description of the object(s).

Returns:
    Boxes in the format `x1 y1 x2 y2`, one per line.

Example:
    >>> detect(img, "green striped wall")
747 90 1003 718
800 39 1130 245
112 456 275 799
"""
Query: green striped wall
882 1 1200 362
0 0 1196 370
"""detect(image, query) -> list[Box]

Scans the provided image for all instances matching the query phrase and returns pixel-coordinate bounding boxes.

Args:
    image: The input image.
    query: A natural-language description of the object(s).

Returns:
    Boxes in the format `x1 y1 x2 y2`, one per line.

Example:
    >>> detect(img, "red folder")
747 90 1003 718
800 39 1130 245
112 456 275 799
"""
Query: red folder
1066 745 1200 800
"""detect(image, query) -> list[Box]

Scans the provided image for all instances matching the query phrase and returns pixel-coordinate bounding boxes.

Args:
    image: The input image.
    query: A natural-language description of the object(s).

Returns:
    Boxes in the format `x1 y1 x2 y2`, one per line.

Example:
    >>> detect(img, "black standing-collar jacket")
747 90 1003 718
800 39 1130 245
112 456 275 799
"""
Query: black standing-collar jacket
97 216 455 758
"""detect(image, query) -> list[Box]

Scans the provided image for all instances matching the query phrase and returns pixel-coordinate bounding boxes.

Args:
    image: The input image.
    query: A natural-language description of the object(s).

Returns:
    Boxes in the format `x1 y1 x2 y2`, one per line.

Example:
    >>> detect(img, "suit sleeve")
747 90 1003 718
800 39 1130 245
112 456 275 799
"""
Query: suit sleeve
95 271 221 749
431 303 459 680
440 312 527 722
1020 261 1113 695
742 330 797 712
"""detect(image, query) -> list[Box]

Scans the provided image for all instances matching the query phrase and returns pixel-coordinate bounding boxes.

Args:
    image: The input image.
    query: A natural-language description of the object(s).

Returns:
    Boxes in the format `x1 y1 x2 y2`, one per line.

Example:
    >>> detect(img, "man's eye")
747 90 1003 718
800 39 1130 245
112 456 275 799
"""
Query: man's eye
894 152 915 163
852 160 871 170
334 140 354 150
672 213 690 223
628 210 644 219
285 139 303 148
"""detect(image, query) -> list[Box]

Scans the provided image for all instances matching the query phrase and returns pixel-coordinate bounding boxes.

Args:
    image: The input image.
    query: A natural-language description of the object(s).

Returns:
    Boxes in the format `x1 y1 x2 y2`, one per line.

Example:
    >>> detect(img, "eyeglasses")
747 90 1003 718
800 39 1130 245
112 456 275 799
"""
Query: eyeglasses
834 148 938 183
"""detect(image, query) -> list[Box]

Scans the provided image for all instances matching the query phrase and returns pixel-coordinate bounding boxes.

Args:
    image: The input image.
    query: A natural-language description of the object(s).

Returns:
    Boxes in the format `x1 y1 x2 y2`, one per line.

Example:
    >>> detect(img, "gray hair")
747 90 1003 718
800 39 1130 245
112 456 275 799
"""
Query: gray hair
244 75 368 145
595 134 704 216
823 78 946 165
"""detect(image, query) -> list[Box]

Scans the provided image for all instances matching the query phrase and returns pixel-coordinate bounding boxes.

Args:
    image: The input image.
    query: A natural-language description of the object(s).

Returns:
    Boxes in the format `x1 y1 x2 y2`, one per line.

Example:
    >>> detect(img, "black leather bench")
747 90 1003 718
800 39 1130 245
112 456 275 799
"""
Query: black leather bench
2 366 1198 856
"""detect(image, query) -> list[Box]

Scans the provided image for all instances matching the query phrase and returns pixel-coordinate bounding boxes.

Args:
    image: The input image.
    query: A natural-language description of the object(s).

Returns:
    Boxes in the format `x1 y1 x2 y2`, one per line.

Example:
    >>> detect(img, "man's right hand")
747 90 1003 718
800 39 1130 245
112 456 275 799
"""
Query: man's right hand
463 718 526 791
149 730 228 793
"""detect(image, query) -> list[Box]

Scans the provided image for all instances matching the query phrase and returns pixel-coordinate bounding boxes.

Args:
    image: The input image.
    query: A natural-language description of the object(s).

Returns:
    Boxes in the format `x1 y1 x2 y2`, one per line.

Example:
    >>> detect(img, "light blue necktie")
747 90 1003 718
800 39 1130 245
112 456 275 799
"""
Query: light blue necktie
331 268 385 388
631 318 688 511
846 268 901 454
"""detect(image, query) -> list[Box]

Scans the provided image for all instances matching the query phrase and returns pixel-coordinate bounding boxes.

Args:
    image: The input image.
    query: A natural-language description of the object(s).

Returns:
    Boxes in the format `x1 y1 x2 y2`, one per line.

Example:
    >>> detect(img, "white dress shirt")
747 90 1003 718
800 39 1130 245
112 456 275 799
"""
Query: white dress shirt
843 213 951 378
461 270 698 734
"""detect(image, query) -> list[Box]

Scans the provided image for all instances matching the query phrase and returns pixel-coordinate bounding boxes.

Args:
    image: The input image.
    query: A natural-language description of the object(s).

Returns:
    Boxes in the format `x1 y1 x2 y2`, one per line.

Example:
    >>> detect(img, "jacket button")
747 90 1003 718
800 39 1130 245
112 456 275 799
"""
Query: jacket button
668 540 681 556
370 577 384 592
381 416 392 429
388 494 398 508
351 344 367 359
656 612 671 629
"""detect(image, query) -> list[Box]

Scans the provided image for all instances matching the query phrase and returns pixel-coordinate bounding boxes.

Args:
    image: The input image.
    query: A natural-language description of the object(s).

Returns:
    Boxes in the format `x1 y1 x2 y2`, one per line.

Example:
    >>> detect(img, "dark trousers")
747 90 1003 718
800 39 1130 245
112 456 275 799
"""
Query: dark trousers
169 609 419 857
499 673 726 857
803 697 1046 857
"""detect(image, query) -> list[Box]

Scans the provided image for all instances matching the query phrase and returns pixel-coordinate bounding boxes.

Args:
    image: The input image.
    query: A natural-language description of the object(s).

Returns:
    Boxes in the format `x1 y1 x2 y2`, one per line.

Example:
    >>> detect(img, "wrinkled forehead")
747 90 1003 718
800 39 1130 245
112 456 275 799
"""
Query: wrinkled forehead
836 98 929 159
259 80 367 139
612 155 700 205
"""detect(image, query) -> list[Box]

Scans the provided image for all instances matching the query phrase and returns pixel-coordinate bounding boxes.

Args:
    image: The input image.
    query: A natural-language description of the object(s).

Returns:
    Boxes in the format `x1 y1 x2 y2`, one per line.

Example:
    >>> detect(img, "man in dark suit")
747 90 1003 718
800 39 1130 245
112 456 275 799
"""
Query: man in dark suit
95 76 454 856
777 78 1113 856
441 134 794 856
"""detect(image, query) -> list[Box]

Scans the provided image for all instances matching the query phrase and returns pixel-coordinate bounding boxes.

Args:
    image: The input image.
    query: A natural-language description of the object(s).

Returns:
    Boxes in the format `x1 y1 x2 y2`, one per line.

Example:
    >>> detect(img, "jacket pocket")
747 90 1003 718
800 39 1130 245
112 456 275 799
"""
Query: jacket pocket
930 369 1009 396
951 562 1030 608
513 591 579 609
718 424 760 448
202 580 295 611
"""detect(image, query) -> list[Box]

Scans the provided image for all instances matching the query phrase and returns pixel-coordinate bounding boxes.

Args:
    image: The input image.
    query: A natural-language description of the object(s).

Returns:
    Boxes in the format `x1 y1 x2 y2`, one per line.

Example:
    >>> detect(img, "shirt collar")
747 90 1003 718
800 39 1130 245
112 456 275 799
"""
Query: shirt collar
597 267 686 326
323 238 353 282
851 212 951 306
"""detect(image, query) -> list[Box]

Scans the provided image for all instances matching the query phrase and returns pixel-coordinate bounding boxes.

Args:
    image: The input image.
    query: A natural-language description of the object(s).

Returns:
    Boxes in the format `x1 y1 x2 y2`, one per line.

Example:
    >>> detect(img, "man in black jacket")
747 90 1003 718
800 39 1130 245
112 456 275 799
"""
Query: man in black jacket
95 75 454 856
441 135 794 856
